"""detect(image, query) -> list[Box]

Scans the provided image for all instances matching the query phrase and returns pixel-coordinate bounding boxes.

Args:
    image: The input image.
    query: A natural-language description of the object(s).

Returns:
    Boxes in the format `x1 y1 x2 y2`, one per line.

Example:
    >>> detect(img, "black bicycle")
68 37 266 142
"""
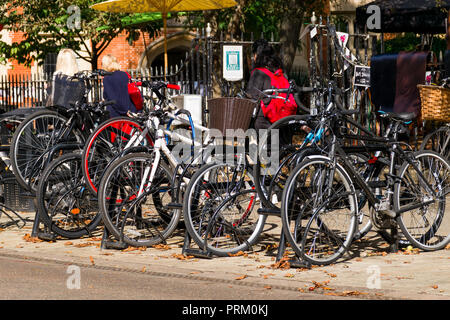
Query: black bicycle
281 81 450 265
9 70 114 193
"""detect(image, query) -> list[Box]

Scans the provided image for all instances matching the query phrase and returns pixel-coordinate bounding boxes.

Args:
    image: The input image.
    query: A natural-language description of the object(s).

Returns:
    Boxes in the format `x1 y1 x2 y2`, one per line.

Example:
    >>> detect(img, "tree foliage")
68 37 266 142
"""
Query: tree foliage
188 0 327 73
0 0 161 69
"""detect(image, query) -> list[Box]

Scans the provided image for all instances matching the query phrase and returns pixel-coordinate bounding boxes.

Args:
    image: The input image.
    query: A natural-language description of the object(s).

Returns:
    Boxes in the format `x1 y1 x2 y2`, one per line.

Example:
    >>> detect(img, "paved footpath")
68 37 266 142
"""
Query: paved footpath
0 212 449 300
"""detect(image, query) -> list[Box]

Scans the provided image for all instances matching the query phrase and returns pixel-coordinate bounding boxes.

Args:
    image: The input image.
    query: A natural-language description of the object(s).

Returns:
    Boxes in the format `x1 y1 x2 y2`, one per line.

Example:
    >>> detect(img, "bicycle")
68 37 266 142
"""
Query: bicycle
80 79 173 196
281 81 450 265
9 70 114 193
97 83 216 247
182 83 317 256
35 80 181 239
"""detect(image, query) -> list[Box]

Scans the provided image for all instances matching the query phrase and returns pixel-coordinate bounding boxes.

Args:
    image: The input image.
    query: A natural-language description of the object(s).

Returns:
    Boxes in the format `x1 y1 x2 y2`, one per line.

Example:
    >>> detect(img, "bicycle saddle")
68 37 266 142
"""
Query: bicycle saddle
379 111 416 122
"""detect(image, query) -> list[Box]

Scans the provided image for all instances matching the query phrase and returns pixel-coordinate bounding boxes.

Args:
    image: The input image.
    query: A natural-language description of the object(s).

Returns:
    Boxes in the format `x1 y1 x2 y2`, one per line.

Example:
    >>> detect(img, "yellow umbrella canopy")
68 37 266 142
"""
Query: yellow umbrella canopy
92 0 237 76
91 0 237 13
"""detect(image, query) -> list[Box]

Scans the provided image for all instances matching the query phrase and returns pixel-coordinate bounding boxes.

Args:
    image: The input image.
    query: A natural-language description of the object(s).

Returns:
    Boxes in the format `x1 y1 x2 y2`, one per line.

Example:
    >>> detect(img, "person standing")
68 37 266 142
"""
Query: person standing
246 39 287 130
46 48 83 108
101 54 137 118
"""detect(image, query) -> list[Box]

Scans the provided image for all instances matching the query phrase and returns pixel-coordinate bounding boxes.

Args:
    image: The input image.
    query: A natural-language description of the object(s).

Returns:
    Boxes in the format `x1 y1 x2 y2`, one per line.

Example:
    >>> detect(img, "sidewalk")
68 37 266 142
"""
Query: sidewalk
0 212 449 300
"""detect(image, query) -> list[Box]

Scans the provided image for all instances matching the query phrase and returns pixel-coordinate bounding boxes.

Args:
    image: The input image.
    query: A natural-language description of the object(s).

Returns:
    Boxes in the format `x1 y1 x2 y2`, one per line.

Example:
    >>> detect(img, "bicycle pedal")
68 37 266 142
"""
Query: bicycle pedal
37 232 57 242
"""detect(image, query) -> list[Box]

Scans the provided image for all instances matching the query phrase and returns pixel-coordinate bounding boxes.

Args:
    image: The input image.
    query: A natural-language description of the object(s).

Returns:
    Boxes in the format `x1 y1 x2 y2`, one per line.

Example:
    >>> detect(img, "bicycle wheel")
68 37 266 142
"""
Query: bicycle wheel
183 161 266 256
254 114 311 209
281 157 357 265
36 152 101 239
420 125 450 160
98 152 180 247
395 150 450 250
82 117 152 195
10 109 82 192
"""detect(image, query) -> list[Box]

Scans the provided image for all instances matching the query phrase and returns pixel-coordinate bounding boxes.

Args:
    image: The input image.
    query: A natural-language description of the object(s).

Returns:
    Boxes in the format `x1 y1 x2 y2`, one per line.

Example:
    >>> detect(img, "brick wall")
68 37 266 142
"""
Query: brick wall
4 29 167 76
7 30 34 76
98 30 158 71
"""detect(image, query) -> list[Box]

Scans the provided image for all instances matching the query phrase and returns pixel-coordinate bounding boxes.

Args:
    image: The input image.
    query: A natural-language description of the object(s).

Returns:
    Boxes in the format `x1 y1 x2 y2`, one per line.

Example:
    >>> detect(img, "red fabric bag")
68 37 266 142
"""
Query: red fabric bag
255 68 297 123
126 72 144 111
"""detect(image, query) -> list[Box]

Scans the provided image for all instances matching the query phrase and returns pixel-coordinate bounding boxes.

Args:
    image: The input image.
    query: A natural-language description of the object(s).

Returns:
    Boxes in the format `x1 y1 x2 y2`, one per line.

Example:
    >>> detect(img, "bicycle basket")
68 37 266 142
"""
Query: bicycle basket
418 85 450 122
207 98 256 134
51 75 86 108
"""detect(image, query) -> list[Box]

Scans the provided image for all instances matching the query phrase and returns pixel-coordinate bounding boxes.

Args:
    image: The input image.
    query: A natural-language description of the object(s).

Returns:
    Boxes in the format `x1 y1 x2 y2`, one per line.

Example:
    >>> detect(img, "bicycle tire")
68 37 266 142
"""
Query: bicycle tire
395 150 450 250
183 161 266 256
82 117 152 195
281 157 357 265
420 125 450 160
10 109 82 192
254 114 311 209
36 152 101 239
98 152 181 247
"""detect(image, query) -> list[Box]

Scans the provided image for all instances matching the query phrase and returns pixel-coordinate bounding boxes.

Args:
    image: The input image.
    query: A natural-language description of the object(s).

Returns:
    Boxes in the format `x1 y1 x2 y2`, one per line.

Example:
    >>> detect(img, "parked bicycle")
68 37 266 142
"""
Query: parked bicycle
9 69 114 193
281 80 450 265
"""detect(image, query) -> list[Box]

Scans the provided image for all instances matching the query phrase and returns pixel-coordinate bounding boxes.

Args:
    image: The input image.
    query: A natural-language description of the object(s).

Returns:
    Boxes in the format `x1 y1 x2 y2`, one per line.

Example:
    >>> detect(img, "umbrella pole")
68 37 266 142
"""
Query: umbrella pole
163 12 168 80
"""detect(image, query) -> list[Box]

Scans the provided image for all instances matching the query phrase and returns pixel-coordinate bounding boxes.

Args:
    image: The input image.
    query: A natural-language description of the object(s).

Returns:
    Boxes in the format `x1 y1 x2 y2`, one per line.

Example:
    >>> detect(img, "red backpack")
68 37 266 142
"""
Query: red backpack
255 68 297 123
126 72 144 111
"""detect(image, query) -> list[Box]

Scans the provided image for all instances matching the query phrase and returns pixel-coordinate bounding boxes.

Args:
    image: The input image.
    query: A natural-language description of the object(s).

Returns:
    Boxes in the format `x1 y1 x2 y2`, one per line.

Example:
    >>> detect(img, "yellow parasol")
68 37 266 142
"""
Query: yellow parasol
91 0 237 77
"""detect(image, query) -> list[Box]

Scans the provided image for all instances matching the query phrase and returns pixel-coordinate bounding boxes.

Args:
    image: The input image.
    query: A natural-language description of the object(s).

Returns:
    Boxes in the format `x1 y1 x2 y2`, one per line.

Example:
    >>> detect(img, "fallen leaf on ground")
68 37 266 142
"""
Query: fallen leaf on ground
152 244 170 250
22 234 43 243
235 275 248 280
141 266 146 273
64 241 73 246
270 257 290 270
122 247 138 252
74 242 96 248
284 273 295 278
89 256 95 265
87 237 102 241
432 285 438 289
228 251 247 257
171 253 194 260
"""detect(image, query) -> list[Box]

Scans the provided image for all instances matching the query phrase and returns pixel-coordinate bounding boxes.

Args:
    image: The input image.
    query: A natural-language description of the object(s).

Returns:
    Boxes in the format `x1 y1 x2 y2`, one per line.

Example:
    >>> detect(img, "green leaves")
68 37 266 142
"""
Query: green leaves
0 0 156 69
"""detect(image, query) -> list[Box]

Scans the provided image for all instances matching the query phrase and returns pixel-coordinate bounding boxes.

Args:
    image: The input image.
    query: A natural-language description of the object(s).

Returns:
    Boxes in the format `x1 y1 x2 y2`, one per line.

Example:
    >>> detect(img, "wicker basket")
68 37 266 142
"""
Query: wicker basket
418 85 450 122
208 98 256 134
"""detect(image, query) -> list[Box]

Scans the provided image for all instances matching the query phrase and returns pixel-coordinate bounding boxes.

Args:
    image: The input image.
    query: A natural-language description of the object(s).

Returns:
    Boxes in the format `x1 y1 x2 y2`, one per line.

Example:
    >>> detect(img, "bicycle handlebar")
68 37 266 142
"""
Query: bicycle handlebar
72 69 113 80
138 80 180 91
